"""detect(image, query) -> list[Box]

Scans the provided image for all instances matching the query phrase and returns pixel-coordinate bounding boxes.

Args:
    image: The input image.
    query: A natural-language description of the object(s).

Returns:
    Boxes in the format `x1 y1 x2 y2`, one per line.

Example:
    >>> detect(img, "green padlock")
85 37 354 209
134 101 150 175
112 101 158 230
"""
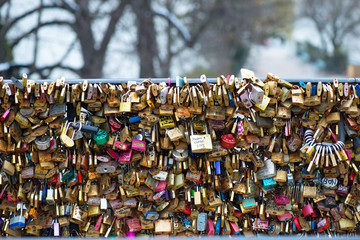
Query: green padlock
92 129 109 145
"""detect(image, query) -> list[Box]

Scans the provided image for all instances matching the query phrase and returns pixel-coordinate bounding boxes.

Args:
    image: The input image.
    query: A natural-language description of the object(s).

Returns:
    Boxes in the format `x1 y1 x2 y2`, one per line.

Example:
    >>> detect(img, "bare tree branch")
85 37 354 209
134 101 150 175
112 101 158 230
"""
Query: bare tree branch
58 0 78 13
99 0 130 53
0 0 7 8
10 20 73 47
2 4 73 34
33 0 43 68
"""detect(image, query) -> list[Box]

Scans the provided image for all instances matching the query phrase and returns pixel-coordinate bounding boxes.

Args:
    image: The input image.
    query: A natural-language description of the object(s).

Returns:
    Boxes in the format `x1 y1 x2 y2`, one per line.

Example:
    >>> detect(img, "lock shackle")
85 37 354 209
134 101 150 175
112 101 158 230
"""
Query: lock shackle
204 121 209 135
73 123 99 134
190 119 194 135
121 91 131 102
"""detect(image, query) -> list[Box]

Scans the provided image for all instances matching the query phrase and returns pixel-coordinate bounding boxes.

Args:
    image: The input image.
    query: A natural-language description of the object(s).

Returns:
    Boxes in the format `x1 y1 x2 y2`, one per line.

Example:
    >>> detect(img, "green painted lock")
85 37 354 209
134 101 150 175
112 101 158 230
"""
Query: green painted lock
62 168 75 181
93 129 109 145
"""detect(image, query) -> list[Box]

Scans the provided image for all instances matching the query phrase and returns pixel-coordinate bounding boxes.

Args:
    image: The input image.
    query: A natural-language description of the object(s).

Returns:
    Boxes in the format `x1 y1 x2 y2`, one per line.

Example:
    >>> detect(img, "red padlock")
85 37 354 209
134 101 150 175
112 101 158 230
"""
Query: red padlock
220 134 236 149
183 205 191 215
126 218 141 232
20 142 27 153
293 216 301 230
233 210 244 218
317 218 329 233
48 173 58 185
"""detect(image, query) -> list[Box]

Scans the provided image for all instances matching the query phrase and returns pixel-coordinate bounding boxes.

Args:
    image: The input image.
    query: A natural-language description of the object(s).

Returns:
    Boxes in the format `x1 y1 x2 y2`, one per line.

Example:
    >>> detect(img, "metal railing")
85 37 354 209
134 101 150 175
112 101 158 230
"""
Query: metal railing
3 77 360 84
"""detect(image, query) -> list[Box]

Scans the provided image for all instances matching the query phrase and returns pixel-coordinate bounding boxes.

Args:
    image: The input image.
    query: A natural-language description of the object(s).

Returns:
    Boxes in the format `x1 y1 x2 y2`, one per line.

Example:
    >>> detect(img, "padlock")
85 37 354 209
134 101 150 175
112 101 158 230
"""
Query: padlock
302 202 314 217
189 119 212 153
9 202 25 230
119 93 132 112
93 129 109 145
46 187 55 205
155 219 171 234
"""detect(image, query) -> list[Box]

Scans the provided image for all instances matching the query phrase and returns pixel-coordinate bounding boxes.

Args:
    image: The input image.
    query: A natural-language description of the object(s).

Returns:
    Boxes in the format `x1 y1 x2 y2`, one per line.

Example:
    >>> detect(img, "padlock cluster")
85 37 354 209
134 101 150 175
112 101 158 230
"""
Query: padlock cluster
0 69 359 237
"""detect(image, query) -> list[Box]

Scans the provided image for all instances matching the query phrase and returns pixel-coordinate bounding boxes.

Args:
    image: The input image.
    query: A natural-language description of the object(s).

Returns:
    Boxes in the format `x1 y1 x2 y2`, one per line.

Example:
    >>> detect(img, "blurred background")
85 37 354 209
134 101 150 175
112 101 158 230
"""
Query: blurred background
0 0 360 79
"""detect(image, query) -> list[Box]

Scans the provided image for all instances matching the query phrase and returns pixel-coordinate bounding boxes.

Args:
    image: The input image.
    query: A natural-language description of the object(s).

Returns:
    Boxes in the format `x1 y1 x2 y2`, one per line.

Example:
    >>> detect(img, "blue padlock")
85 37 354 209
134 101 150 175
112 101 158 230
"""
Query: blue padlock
9 203 25 230
228 91 235 107
263 177 277 189
215 160 221 175
234 194 243 203
311 220 317 231
42 186 47 204
215 217 221 234
145 211 160 220
312 85 317 95
188 145 201 158
292 221 297 232
356 84 360 97
129 116 141 124
176 76 184 87
220 192 229 201
26 152 33 165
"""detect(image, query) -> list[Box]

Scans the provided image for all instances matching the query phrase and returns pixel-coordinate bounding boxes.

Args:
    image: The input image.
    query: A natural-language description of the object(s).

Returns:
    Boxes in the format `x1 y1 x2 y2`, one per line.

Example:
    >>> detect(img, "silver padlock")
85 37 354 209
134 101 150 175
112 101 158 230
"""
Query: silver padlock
172 149 188 161
256 159 276 180
197 212 208 232
9 202 26 230
100 197 108 210
287 170 294 185
46 187 55 205
249 84 264 104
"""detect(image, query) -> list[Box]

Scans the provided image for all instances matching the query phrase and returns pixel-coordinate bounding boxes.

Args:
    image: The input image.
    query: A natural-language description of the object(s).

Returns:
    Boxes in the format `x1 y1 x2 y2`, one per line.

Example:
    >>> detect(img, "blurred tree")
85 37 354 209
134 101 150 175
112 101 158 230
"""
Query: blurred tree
0 0 130 78
0 0 293 78
131 0 220 77
0 0 16 77
300 0 360 72
196 0 294 75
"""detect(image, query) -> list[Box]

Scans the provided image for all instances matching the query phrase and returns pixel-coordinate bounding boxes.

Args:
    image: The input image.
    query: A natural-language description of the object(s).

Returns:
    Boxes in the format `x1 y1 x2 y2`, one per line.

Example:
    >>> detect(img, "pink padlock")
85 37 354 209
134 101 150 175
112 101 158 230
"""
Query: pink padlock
153 190 166 200
0 109 10 122
94 215 103 231
345 149 351 161
277 211 292 222
118 149 132 164
284 122 289 136
114 141 130 151
207 220 215 236
126 231 135 238
229 221 240 235
302 203 314 217
131 139 146 152
274 194 290 205
155 181 167 192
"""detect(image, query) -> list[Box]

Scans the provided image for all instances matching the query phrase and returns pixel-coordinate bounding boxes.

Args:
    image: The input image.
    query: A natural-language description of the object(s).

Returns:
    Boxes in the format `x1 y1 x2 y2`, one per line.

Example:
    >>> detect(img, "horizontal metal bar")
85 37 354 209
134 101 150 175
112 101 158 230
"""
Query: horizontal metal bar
2 77 360 84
